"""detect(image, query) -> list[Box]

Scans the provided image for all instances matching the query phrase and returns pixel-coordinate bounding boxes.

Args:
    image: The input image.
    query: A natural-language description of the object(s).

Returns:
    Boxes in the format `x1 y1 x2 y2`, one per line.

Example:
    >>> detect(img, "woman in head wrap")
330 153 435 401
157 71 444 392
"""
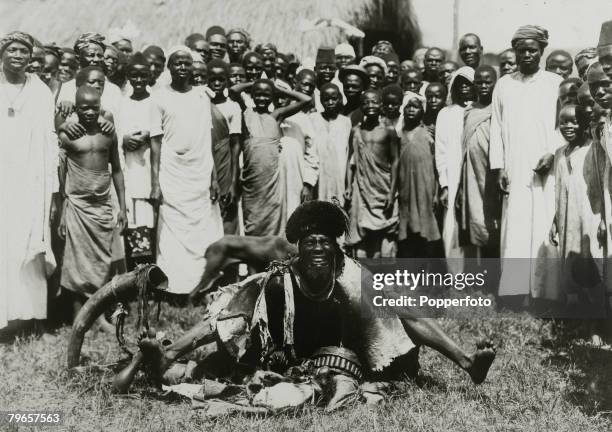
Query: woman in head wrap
57 32 123 117
434 66 474 269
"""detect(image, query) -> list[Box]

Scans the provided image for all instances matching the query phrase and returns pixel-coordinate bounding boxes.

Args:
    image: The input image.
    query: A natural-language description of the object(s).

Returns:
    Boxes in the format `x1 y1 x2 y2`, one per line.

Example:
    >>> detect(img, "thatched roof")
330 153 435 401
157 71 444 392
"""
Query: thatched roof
0 0 421 59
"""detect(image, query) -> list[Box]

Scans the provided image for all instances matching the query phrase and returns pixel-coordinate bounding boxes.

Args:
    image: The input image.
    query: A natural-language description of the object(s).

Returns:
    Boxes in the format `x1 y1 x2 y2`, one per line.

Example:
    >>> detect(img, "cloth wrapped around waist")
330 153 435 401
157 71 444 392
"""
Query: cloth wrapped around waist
60 156 115 295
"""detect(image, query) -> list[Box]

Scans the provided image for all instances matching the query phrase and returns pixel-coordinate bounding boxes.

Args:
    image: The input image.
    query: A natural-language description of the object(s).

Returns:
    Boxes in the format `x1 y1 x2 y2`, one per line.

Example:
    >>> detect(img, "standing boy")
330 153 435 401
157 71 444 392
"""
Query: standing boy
345 89 399 257
58 87 127 314
207 59 242 234
309 83 352 205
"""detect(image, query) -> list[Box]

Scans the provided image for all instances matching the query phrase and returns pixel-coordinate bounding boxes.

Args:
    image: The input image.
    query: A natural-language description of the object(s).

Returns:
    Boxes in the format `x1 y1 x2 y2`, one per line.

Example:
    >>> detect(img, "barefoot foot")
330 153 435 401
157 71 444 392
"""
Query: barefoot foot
138 335 171 385
467 340 496 384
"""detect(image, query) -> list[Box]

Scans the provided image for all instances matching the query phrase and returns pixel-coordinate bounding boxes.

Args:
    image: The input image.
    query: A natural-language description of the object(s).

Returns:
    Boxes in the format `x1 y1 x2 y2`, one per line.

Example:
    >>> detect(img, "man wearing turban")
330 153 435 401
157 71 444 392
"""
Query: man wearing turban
489 25 563 303
0 31 57 330
56 32 123 116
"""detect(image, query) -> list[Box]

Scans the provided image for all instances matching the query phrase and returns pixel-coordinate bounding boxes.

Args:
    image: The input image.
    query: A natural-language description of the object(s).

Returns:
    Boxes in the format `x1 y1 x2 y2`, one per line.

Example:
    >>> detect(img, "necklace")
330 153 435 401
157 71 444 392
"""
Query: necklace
0 72 27 117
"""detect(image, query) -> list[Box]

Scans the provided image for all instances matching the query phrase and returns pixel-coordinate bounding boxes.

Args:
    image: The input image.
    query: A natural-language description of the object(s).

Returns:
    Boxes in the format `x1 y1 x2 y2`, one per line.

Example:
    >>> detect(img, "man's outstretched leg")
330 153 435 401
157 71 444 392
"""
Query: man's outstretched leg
113 317 218 392
399 317 496 384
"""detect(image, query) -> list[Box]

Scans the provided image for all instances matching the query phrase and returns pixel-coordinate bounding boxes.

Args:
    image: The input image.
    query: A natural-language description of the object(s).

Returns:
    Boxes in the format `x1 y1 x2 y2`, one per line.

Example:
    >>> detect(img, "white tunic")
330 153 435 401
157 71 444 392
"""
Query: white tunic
115 95 157 227
489 69 563 297
0 74 57 328
435 103 468 264
151 86 223 294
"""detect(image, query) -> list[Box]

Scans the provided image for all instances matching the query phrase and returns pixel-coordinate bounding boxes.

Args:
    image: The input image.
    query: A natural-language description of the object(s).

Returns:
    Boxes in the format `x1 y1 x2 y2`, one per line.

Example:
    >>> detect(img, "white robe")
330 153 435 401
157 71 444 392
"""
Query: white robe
115 95 156 227
489 69 563 297
151 86 223 294
0 74 57 329
309 112 352 206
435 104 468 266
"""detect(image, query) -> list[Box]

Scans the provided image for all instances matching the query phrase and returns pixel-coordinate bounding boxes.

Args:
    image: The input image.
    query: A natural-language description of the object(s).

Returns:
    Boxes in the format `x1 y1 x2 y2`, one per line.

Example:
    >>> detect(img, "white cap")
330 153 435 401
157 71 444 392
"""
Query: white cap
335 43 355 58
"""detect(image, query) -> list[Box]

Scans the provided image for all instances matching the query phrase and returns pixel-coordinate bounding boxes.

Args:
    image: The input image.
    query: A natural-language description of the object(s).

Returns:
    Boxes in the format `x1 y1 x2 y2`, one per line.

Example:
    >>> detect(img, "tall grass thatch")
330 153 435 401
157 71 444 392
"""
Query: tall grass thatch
0 0 421 59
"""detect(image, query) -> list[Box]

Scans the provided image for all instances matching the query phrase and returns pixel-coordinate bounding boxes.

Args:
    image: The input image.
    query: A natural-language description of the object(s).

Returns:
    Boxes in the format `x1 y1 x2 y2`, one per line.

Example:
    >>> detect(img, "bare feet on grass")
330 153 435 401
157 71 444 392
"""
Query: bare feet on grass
467 340 496 384
138 331 171 385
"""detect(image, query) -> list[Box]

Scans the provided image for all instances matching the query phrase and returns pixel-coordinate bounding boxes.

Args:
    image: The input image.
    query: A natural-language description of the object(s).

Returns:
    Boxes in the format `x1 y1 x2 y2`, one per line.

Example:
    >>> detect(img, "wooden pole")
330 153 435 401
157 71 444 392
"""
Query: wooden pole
453 0 460 61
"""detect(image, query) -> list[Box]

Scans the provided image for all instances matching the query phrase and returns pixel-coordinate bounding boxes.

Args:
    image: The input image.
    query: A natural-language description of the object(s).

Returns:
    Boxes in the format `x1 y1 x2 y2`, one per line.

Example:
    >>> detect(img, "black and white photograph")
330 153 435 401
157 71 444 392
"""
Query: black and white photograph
1 0 612 430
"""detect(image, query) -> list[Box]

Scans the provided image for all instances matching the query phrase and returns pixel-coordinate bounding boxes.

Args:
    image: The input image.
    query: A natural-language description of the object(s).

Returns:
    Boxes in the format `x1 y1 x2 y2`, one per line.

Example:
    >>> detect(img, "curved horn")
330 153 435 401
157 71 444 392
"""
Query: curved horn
66 265 167 368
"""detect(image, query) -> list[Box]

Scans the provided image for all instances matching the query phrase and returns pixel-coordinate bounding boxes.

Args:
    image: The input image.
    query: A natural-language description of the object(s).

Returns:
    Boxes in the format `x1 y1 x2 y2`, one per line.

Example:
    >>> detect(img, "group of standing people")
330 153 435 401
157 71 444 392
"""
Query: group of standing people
2 19 612 343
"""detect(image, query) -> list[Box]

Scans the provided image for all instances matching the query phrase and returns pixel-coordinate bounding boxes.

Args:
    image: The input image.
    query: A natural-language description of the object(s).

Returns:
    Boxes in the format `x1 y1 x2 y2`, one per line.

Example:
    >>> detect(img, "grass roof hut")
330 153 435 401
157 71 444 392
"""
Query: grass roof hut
0 0 421 60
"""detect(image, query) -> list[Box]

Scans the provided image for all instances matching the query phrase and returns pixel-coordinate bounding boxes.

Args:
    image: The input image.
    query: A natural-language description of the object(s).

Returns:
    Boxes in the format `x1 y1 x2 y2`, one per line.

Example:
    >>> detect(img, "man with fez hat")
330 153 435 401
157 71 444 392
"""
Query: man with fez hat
113 201 496 392
313 46 338 111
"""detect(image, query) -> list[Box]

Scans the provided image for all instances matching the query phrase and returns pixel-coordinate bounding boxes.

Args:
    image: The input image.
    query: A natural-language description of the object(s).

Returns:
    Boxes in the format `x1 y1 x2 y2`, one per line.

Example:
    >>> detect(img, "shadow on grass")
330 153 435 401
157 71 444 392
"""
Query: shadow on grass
544 332 612 417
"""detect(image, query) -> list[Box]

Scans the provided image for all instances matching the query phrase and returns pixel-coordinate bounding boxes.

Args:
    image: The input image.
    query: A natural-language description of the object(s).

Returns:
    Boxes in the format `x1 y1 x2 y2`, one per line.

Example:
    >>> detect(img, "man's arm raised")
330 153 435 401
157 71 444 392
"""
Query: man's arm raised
271 86 312 121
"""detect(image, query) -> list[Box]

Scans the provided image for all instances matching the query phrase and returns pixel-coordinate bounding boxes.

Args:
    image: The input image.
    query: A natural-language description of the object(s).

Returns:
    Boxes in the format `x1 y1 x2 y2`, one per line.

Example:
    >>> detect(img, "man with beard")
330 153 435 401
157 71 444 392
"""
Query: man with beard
114 201 496 392
57 32 123 116
489 25 562 304
458 33 483 69
206 26 227 60
227 28 250 64
545 49 573 79
339 64 369 126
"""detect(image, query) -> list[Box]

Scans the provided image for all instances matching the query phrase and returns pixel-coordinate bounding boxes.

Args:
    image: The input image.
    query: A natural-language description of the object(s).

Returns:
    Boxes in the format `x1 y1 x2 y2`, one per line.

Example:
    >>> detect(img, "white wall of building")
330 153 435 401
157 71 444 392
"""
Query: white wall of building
412 0 612 56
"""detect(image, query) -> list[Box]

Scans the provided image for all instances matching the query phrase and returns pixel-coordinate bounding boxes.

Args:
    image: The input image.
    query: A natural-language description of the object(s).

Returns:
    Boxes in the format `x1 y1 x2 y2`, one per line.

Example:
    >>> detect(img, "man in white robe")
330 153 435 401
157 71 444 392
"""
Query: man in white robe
489 25 562 300
150 46 223 295
0 32 56 329
435 66 474 268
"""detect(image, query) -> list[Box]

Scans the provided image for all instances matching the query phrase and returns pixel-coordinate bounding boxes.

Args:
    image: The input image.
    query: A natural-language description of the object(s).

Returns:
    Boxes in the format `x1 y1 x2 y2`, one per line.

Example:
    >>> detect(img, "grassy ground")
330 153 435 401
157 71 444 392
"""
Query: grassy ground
1 302 612 432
